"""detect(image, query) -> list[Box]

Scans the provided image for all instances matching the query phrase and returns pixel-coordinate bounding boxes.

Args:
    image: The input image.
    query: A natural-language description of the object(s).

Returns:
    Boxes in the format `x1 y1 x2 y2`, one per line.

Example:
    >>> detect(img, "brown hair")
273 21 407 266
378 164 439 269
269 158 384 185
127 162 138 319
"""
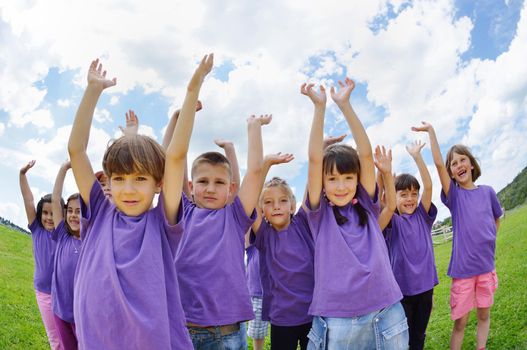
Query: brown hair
322 143 368 226
191 152 232 180
395 174 420 192
259 177 296 213
103 135 165 183
445 144 481 182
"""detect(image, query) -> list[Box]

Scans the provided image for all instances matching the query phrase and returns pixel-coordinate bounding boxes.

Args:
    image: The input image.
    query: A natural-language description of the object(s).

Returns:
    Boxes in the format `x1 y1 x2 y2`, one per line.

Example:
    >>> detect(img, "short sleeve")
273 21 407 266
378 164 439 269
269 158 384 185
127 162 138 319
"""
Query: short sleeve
488 187 503 219
304 192 324 239
356 183 380 218
28 217 40 233
230 196 257 239
156 193 184 256
417 202 438 226
51 220 67 241
79 180 111 239
440 179 457 208
254 223 268 251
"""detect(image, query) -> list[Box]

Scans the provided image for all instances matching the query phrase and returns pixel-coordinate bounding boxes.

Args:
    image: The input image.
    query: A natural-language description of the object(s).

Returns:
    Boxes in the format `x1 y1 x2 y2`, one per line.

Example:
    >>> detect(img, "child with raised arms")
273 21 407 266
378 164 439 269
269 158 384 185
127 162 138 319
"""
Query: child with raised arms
252 151 315 350
302 78 408 349
412 122 502 350
19 160 62 350
68 58 195 349
173 54 269 349
50 161 81 350
381 140 438 350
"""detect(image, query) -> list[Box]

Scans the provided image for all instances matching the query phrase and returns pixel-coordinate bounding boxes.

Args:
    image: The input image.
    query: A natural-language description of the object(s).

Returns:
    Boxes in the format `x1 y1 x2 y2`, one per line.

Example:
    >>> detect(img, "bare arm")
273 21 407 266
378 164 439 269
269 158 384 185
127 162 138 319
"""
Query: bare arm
162 101 202 198
407 140 433 212
164 55 213 225
52 161 71 228
374 146 395 230
68 59 116 204
19 160 37 225
412 122 450 196
302 83 327 210
331 78 376 197
238 115 270 217
252 152 294 233
215 139 240 200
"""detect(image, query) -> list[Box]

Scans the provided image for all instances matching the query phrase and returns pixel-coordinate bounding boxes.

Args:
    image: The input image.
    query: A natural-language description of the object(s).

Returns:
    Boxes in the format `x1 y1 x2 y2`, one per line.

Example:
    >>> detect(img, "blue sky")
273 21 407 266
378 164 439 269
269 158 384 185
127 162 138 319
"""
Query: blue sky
1 0 526 228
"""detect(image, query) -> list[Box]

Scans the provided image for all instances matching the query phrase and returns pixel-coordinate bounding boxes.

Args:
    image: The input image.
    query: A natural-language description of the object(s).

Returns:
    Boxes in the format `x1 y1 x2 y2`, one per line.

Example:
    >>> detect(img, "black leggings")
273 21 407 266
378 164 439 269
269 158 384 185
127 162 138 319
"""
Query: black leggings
270 322 311 350
401 288 434 350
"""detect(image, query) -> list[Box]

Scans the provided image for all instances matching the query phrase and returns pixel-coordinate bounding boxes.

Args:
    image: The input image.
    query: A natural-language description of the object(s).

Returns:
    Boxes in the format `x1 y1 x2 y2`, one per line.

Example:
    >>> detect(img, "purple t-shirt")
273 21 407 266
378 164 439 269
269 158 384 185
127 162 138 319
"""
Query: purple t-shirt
28 219 56 293
74 181 193 350
441 180 503 278
246 244 263 297
254 207 314 326
384 202 439 296
51 220 82 323
306 184 402 317
175 194 255 326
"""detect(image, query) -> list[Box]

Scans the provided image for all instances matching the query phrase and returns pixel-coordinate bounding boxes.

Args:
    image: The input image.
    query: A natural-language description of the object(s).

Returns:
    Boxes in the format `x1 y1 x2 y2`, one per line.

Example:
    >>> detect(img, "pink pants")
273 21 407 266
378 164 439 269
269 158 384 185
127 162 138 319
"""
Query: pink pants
35 290 62 350
53 314 78 350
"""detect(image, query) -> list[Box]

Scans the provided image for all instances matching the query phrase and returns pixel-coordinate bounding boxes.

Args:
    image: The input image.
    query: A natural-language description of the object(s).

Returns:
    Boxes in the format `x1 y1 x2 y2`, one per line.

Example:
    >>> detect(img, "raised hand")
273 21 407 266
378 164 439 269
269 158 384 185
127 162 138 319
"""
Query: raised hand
301 83 327 106
323 134 347 149
87 59 117 90
214 139 233 149
330 77 355 106
188 54 214 91
119 110 139 137
247 114 272 126
373 145 392 174
411 121 433 133
406 140 426 158
20 160 36 175
264 152 294 166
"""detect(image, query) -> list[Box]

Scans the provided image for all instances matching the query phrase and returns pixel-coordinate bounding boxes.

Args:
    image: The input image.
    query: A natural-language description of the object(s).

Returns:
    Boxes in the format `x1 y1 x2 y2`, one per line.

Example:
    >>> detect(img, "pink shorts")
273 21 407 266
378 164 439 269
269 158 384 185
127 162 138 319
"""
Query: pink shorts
450 270 498 320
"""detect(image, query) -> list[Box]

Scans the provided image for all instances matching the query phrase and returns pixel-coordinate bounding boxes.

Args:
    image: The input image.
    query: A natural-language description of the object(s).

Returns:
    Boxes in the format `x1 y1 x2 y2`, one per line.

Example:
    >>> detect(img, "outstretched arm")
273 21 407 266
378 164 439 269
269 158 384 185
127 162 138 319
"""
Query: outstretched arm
52 161 70 228
238 114 270 217
412 122 450 196
162 101 202 198
374 146 395 230
68 59 116 204
164 55 213 225
406 140 433 212
215 139 240 201
252 152 294 233
19 160 37 225
302 83 327 210
119 110 139 137
331 78 376 197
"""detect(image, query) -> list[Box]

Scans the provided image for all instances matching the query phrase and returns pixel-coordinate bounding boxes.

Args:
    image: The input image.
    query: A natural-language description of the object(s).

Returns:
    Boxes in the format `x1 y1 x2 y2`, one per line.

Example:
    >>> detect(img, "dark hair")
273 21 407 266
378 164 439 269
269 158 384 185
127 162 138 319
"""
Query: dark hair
191 152 232 180
395 174 420 192
36 194 65 228
445 144 481 182
64 193 80 235
323 144 368 226
103 135 165 183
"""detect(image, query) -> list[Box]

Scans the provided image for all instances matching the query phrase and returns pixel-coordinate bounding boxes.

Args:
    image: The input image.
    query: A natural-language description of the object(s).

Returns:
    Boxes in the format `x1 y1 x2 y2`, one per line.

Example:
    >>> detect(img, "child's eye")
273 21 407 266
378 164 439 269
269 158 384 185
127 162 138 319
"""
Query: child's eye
136 176 147 181
280 199 288 203
197 180 207 184
113 176 123 182
216 181 226 185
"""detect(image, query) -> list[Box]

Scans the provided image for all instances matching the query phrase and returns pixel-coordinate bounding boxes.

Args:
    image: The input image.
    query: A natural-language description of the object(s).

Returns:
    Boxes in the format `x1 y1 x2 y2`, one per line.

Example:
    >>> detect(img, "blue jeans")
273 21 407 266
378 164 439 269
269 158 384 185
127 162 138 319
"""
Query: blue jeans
188 324 246 350
307 302 409 349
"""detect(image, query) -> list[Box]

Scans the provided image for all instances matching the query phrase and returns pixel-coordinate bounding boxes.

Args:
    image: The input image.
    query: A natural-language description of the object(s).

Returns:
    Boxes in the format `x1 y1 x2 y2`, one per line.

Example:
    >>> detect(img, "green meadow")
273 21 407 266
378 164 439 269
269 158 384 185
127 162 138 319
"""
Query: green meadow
1 205 526 349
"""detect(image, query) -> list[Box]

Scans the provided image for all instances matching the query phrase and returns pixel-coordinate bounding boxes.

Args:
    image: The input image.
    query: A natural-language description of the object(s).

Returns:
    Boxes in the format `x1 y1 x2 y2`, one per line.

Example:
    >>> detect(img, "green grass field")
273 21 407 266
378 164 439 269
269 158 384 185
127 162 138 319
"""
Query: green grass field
1 206 526 349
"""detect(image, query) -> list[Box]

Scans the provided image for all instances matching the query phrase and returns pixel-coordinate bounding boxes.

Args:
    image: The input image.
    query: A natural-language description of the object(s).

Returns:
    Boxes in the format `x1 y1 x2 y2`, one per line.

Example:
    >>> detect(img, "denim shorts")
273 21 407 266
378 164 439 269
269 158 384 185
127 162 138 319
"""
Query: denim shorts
307 302 409 349
188 323 246 350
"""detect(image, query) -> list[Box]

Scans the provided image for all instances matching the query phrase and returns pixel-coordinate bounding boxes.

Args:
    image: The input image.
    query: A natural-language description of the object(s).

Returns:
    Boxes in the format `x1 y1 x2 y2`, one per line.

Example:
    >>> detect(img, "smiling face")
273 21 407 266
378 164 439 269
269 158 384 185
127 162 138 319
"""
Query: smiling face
190 163 233 210
448 152 475 188
40 202 55 231
323 167 358 207
98 174 113 202
66 198 81 236
396 187 419 215
110 173 161 216
261 186 294 231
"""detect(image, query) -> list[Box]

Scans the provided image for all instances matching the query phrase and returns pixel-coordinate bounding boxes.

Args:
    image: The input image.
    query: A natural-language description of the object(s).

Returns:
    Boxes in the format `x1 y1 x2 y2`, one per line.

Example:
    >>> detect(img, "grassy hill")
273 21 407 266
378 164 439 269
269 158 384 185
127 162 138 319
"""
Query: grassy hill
1 206 527 349
498 165 527 211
